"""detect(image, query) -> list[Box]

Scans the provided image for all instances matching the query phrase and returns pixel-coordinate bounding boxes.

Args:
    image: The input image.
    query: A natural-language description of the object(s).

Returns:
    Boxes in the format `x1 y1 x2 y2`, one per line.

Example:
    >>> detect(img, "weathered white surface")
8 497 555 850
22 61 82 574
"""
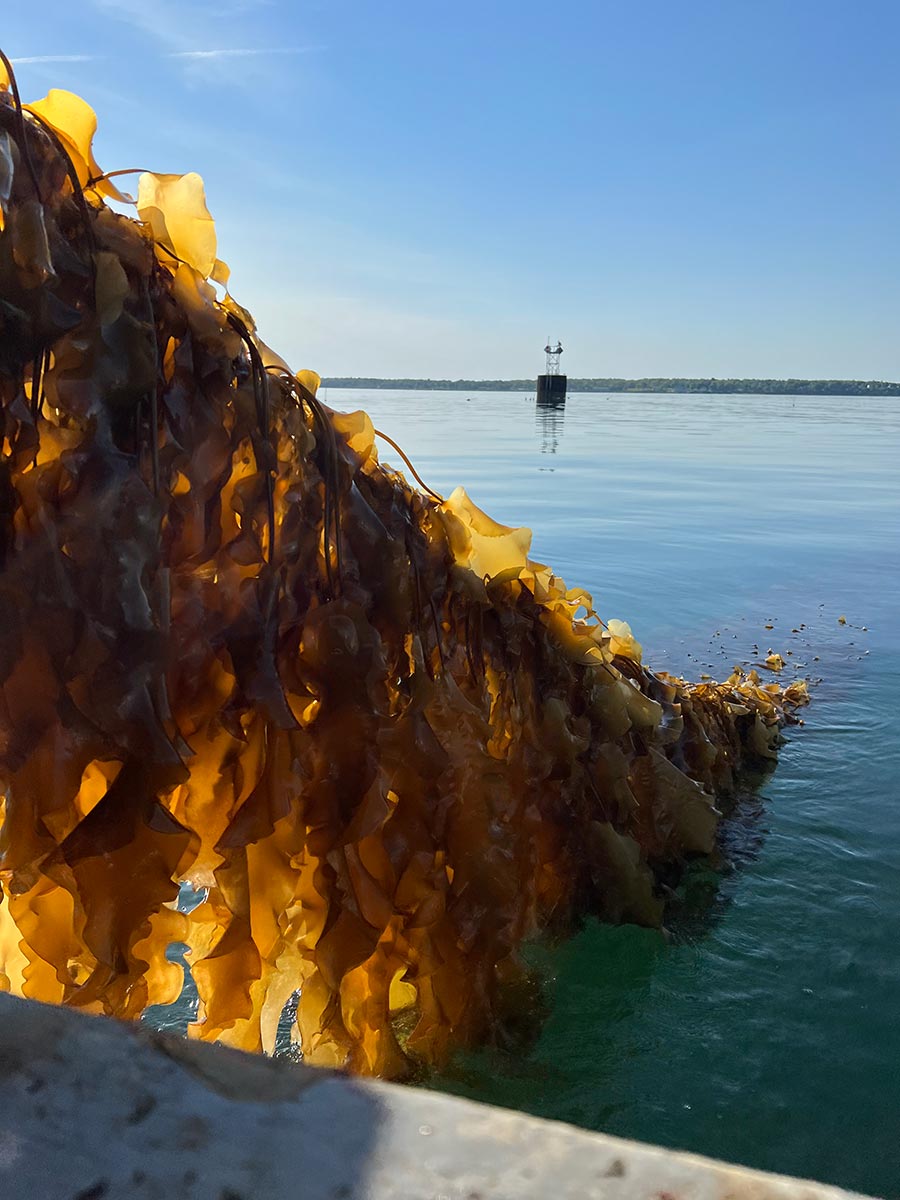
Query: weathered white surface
0 993 874 1200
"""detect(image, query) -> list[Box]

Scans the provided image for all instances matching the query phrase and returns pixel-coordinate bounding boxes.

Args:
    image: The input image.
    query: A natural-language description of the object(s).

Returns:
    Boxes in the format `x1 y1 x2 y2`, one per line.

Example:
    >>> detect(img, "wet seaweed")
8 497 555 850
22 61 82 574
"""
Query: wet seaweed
0 61 809 1077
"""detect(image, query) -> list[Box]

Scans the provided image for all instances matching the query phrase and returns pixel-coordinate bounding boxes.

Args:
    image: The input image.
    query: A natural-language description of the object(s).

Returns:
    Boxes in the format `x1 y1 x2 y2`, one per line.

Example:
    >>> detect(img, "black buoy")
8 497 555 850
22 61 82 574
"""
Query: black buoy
537 339 566 405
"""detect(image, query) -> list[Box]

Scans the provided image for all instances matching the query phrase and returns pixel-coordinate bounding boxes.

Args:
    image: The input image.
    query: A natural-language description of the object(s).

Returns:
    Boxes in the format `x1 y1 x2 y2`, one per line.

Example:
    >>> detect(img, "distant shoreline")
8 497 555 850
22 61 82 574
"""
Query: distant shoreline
323 377 900 397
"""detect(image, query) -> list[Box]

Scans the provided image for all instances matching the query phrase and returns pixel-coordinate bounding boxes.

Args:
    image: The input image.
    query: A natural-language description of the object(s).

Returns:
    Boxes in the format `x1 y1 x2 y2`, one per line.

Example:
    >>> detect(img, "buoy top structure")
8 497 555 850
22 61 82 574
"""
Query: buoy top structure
544 340 564 375
537 339 567 404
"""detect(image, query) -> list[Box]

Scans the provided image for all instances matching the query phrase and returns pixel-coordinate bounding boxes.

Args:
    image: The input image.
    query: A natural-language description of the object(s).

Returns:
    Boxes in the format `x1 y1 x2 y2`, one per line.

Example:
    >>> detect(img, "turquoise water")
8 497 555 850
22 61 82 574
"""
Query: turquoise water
325 388 900 1198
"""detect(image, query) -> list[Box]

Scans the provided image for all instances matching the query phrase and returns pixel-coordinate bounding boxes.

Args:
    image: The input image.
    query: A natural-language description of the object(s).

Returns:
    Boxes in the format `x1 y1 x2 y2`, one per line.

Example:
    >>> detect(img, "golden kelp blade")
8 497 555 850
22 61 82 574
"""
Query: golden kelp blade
137 171 219 277
24 88 128 202
0 64 807 1077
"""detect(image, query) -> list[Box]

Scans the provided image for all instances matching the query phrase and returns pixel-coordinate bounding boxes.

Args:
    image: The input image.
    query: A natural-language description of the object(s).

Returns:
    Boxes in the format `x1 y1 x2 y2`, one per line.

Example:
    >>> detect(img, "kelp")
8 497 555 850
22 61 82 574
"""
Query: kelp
0 59 808 1077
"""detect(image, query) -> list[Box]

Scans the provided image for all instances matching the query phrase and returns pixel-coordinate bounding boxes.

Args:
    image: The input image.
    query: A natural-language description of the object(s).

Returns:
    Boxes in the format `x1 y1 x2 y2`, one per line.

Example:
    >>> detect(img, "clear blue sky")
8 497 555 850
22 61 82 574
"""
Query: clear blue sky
6 1 899 379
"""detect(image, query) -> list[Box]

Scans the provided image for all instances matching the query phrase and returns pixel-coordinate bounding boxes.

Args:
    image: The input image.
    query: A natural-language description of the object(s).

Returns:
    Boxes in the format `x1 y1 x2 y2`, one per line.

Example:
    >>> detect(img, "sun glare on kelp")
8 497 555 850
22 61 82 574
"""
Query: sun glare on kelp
0 55 808 1078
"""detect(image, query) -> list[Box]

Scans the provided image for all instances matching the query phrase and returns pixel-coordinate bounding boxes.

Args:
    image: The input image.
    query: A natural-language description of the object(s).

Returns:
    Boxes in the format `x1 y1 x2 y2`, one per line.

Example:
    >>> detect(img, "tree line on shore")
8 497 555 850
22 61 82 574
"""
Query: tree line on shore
324 377 900 396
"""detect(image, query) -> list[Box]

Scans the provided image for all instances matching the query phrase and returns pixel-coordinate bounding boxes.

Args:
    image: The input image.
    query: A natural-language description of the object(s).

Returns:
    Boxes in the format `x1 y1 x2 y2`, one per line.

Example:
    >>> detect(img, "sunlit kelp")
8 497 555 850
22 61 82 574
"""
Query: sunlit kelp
0 58 807 1077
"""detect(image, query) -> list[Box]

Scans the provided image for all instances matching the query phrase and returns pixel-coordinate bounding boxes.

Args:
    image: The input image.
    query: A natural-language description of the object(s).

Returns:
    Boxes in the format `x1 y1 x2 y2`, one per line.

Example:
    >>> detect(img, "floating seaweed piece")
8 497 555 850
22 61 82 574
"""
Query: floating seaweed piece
0 61 808 1077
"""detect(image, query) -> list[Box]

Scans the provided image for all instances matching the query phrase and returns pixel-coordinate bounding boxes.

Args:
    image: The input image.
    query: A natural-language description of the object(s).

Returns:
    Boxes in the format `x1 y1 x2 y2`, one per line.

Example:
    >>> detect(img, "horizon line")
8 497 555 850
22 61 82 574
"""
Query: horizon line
321 375 900 384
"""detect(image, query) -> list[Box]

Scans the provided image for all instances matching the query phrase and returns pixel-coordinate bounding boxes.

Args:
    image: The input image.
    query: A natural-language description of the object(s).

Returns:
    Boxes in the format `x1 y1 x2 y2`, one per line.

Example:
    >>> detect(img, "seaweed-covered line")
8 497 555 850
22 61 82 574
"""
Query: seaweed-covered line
0 62 809 1078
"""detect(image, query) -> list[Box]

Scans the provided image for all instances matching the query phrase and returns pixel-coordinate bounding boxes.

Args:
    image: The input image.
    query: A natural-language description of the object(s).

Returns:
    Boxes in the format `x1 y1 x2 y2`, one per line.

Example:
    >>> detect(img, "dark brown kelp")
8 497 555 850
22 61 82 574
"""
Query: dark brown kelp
0 62 807 1076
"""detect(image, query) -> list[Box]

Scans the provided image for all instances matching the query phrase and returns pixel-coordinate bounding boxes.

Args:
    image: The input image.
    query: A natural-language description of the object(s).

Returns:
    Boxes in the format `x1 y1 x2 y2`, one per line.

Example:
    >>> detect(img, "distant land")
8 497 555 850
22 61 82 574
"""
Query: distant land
324 377 900 396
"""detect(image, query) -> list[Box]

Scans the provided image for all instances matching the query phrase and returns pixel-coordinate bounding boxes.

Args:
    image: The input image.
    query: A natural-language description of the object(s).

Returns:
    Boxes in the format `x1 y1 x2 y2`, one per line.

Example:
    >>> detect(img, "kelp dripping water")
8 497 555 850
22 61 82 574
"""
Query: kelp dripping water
0 60 808 1077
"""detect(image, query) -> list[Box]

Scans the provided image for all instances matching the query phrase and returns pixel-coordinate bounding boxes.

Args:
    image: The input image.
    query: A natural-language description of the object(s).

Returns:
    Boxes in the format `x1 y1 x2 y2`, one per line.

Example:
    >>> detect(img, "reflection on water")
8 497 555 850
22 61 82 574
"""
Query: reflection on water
660 775 774 944
536 395 565 455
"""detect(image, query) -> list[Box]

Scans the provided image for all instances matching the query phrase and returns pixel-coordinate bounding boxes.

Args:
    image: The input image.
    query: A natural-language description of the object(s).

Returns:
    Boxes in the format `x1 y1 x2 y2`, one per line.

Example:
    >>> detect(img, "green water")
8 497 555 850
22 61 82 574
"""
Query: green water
326 388 900 1197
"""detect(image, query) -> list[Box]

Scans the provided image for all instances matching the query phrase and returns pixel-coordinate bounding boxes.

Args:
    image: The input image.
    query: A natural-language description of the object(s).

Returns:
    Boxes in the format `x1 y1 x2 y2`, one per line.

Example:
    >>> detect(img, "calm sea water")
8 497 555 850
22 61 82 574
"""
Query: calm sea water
323 388 900 1197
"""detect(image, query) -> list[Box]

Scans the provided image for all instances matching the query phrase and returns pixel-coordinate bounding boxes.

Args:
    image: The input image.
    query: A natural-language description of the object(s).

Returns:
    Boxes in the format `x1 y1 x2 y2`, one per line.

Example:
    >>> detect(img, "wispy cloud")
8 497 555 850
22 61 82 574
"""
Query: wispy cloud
91 0 303 55
11 49 317 67
12 55 102 64
90 0 321 88
168 48 319 60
